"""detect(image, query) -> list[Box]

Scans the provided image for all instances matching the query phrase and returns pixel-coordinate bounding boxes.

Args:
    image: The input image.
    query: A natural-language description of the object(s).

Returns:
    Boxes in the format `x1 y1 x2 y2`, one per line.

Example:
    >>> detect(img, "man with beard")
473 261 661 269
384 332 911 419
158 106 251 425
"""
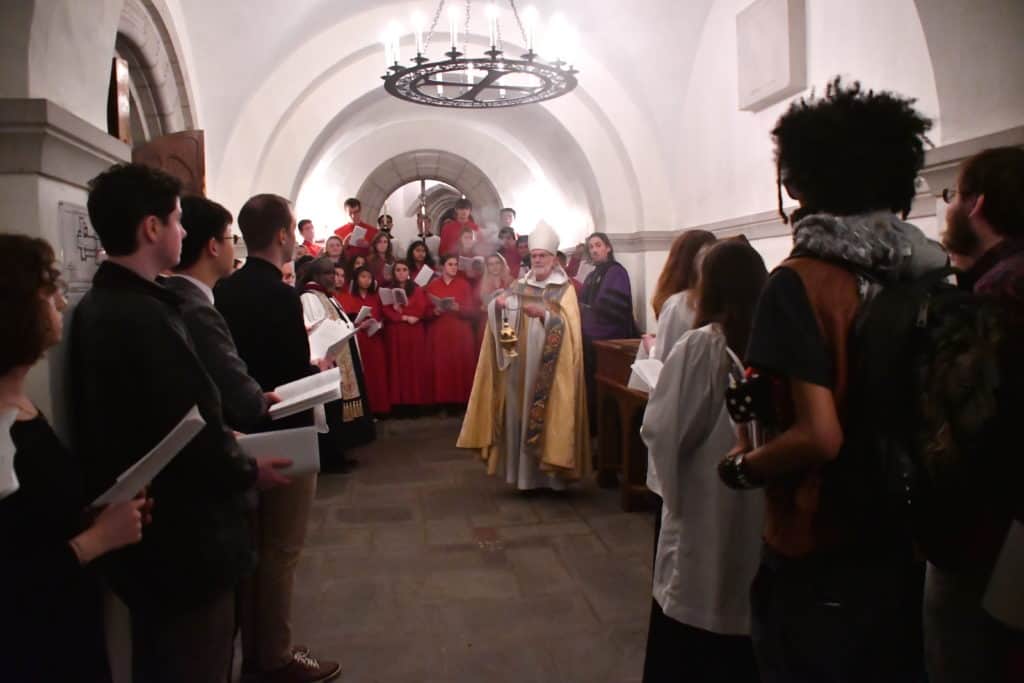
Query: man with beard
458 221 591 491
930 146 1024 683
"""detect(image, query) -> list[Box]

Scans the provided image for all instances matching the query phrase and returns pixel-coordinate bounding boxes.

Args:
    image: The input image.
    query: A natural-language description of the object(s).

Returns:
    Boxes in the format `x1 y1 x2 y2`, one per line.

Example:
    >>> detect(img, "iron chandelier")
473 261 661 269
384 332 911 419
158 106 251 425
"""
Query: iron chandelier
380 0 579 109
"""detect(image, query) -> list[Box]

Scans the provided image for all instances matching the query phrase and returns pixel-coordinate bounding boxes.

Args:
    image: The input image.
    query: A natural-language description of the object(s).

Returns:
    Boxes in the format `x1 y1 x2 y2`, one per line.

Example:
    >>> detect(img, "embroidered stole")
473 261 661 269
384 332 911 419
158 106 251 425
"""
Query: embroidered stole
310 290 366 422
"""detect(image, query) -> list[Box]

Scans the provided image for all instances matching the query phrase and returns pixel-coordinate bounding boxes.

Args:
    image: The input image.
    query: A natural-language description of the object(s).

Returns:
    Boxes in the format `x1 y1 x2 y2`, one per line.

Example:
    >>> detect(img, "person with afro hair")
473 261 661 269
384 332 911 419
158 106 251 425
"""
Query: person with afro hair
717 78 946 682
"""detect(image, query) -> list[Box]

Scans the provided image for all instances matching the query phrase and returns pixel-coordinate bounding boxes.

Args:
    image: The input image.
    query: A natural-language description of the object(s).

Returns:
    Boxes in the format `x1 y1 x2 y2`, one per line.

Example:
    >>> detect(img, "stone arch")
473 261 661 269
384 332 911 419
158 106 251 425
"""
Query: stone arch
355 150 503 229
401 183 463 230
115 0 197 139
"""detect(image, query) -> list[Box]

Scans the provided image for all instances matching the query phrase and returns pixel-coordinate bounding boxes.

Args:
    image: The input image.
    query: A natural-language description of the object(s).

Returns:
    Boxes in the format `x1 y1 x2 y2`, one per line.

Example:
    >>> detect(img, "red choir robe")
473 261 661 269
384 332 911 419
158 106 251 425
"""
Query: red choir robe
367 257 395 287
438 219 479 258
334 221 379 258
381 285 432 406
425 274 478 404
338 289 391 415
302 240 322 257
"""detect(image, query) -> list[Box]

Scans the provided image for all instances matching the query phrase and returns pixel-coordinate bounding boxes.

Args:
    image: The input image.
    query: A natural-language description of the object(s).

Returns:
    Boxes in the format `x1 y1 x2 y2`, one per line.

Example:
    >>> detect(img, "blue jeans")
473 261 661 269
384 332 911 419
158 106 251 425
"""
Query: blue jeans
750 545 926 683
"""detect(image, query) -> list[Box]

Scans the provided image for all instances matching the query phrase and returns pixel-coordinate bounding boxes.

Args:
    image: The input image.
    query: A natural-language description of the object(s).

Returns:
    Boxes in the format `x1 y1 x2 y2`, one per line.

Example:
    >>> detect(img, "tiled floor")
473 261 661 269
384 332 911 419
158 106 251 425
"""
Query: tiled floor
292 416 655 682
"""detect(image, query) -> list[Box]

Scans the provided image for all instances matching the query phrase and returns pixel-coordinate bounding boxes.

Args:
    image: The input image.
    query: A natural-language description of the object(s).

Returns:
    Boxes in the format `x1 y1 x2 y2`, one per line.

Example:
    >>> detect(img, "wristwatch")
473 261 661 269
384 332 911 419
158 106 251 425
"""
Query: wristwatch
719 452 764 490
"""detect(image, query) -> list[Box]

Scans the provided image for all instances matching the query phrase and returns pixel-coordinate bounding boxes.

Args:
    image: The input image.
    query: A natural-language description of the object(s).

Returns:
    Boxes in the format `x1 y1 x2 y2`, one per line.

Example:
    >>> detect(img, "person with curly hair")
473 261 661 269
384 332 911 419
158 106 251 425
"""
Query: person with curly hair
717 78 944 681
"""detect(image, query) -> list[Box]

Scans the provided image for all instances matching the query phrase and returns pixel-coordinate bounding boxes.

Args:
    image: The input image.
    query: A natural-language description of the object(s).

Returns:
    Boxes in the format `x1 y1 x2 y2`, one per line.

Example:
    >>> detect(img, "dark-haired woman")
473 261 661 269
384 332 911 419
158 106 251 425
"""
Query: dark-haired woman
406 239 437 283
381 260 433 409
299 258 375 452
579 232 637 432
640 240 767 683
342 267 390 416
425 255 478 407
0 234 150 682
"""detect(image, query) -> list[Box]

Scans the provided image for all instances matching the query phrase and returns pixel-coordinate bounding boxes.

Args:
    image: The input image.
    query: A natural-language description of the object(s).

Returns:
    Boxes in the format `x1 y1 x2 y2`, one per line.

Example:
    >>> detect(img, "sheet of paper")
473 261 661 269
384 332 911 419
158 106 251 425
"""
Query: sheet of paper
459 256 484 273
379 288 394 306
414 265 434 287
574 260 595 284
354 305 373 326
237 427 320 477
308 318 356 362
93 405 206 505
270 368 342 420
983 520 1024 629
350 225 367 247
0 408 19 501
630 358 664 392
429 294 456 312
366 319 382 337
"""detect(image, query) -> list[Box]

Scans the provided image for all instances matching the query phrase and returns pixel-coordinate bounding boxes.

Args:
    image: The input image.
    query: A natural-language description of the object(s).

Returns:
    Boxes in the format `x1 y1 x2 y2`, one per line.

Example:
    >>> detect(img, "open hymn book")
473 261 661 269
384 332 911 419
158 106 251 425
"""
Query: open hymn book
378 287 409 307
269 368 342 420
237 427 321 477
630 359 663 392
414 265 434 287
93 405 206 505
459 255 484 273
308 319 357 362
429 294 458 312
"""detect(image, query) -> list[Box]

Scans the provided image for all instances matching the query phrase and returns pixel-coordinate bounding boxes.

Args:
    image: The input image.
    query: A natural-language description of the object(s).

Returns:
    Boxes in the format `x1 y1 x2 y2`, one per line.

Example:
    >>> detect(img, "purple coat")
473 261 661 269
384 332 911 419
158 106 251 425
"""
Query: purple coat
580 260 636 340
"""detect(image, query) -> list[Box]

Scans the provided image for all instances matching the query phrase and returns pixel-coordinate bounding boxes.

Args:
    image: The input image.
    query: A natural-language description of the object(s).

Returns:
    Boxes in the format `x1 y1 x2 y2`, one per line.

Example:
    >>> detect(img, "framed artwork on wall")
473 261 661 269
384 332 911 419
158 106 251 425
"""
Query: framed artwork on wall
736 0 807 112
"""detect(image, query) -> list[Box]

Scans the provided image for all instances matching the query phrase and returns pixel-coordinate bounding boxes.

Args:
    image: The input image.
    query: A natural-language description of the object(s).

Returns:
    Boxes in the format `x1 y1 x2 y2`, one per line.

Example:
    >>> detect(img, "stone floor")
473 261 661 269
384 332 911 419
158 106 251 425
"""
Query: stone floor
291 416 655 683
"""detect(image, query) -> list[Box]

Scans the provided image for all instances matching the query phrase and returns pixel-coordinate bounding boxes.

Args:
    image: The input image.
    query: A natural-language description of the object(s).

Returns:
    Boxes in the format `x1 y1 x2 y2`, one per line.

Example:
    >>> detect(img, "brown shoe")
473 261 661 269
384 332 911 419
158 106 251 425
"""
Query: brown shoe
263 650 341 682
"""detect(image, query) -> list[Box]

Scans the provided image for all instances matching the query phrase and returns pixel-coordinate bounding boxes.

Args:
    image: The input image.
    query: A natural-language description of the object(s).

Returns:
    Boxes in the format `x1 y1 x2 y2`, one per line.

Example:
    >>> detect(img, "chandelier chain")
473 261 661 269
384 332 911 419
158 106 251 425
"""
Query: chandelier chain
423 0 446 53
507 0 529 45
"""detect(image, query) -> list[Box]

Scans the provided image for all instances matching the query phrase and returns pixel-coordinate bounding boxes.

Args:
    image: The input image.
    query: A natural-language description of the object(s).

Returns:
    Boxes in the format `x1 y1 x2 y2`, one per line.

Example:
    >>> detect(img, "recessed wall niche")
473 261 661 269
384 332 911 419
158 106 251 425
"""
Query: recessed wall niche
736 0 807 111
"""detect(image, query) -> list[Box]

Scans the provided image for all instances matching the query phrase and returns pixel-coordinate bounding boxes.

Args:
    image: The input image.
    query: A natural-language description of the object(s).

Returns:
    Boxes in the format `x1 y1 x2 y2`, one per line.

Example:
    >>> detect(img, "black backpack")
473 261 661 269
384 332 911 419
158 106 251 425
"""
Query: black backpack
837 266 1006 566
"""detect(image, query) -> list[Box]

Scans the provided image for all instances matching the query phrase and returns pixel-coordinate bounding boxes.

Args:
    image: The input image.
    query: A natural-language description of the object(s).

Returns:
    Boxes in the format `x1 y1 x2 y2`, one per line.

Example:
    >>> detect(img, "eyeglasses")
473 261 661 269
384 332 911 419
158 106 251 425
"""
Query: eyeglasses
941 188 960 203
223 233 240 245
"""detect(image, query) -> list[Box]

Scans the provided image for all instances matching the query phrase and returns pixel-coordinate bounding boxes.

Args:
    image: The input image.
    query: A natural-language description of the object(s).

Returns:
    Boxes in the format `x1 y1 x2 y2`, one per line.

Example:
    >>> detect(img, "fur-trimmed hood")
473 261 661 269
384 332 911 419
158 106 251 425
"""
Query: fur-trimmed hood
791 211 948 281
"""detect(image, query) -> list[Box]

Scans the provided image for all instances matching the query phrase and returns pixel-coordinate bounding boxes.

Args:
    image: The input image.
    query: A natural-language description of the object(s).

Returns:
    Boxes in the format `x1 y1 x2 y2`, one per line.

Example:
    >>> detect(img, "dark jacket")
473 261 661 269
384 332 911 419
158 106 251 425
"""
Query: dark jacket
214 256 317 432
163 275 268 432
70 262 256 613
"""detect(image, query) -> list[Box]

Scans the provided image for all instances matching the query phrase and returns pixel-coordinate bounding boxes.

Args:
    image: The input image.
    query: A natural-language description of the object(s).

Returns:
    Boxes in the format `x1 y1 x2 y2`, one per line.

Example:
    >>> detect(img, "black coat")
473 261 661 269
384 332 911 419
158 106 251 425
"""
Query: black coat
214 256 317 432
70 262 256 614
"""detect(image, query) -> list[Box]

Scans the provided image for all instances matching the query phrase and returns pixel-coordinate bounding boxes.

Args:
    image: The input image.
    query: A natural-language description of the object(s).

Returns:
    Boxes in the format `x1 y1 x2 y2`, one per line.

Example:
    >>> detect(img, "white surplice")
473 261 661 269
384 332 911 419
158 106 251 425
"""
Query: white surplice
487 267 570 491
640 324 763 635
628 289 697 390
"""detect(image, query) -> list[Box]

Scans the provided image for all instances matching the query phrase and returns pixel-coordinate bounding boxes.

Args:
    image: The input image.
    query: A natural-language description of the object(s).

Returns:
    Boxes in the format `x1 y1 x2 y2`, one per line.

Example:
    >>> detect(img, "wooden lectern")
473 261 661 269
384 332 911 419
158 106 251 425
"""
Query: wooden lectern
593 339 656 511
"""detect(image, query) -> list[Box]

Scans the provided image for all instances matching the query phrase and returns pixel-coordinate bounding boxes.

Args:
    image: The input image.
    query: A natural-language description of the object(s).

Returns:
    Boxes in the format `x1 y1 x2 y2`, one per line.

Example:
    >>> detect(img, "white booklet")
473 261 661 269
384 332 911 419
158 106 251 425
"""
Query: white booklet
414 264 435 287
574 260 595 284
630 358 664 392
237 426 321 477
366 319 382 337
378 287 409 307
308 318 356 362
459 255 484 273
983 520 1024 629
353 305 373 326
0 408 19 501
93 405 206 505
269 368 342 421
350 225 367 247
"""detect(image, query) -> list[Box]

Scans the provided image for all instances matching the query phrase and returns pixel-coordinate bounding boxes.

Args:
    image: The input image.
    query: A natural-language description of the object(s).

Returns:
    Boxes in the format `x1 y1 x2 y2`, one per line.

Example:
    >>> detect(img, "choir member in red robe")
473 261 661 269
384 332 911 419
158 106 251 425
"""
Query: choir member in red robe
333 197 378 258
438 198 480 256
425 255 478 406
299 219 321 256
367 232 396 287
338 266 391 416
406 239 437 283
324 235 344 262
381 260 433 409
498 226 520 273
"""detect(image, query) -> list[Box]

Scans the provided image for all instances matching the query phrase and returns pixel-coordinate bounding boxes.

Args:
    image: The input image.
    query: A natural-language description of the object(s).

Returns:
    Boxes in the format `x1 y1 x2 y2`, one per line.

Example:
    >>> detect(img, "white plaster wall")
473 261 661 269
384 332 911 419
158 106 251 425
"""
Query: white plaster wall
676 0 941 230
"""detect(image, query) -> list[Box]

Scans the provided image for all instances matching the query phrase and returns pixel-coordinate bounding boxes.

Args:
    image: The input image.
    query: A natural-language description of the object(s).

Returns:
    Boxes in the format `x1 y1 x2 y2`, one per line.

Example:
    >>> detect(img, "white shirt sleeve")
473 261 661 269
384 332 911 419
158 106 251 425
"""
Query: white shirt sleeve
300 292 328 331
652 291 697 362
641 327 719 514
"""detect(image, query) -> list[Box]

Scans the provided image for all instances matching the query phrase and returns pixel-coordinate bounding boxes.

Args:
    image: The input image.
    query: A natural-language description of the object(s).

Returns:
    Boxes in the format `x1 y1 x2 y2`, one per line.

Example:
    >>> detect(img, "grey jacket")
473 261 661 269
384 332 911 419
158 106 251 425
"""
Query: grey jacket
163 275 269 432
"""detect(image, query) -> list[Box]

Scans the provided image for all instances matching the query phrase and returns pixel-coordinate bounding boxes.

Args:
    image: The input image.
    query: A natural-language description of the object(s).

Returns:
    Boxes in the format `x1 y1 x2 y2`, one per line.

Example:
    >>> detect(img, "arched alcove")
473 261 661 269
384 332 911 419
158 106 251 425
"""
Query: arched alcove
355 150 502 229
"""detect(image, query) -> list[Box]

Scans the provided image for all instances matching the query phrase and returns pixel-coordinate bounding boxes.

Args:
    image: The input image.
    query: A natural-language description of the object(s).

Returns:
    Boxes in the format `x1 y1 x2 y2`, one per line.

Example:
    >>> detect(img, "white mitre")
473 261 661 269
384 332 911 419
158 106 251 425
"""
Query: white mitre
528 221 560 254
